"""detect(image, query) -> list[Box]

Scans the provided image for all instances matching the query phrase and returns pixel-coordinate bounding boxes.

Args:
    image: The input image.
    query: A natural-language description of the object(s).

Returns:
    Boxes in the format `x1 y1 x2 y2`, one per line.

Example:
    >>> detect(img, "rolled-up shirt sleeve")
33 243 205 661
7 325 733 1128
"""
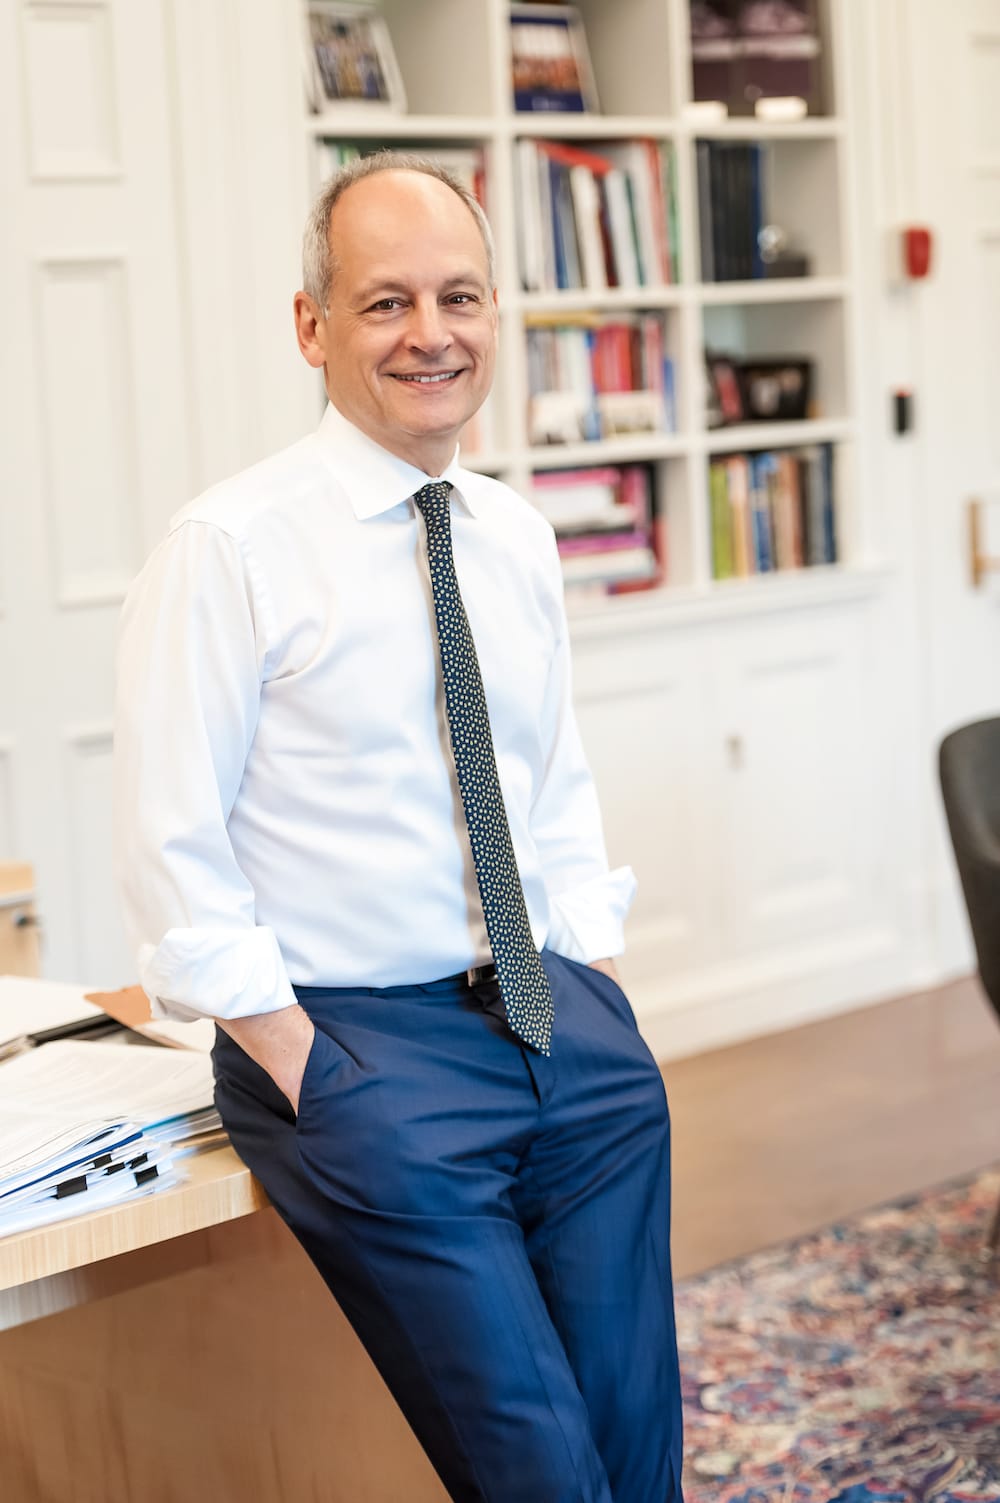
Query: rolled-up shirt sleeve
113 519 298 1022
532 533 637 962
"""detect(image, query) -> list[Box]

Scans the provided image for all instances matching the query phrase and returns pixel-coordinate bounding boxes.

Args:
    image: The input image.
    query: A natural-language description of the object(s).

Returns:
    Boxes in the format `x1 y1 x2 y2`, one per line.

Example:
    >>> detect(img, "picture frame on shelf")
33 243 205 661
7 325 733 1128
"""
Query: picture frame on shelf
303 2 407 115
509 3 599 115
741 358 812 422
706 354 746 426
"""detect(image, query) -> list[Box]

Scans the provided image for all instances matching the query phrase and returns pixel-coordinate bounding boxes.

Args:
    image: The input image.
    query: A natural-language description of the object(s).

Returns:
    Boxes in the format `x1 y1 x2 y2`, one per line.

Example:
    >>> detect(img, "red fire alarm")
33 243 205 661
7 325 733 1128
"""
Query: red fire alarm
902 225 933 279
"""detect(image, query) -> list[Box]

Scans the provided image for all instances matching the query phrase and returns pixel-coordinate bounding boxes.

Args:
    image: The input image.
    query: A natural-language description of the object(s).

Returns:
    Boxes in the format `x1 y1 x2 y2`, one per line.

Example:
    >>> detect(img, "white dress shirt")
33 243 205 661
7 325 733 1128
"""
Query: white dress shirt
114 403 636 1022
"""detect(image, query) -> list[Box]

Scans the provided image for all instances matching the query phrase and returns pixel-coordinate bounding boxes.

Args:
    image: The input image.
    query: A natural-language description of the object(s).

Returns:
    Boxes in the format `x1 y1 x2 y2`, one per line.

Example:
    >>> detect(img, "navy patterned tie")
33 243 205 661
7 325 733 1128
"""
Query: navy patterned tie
414 482 554 1056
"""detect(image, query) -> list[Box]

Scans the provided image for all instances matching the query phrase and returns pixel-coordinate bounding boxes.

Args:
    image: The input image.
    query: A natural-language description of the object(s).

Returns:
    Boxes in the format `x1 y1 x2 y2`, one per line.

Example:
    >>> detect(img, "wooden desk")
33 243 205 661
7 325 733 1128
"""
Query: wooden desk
0 1143 447 1502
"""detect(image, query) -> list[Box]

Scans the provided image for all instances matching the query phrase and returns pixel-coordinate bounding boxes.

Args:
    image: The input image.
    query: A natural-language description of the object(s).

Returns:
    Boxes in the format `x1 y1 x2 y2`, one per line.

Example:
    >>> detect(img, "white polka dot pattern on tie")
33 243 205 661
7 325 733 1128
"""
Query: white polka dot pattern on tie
414 482 554 1056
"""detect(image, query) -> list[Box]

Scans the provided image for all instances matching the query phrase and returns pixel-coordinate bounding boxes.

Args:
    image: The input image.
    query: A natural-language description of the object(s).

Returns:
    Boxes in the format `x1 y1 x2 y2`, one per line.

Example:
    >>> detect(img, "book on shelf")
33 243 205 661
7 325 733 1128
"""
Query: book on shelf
515 138 679 293
526 314 676 446
708 443 836 579
697 141 774 283
510 3 598 114
531 464 665 598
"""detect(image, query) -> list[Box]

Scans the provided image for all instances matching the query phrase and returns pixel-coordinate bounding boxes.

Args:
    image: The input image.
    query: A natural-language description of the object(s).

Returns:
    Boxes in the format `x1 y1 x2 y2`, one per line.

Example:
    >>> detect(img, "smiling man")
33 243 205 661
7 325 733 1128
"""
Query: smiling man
114 155 683 1503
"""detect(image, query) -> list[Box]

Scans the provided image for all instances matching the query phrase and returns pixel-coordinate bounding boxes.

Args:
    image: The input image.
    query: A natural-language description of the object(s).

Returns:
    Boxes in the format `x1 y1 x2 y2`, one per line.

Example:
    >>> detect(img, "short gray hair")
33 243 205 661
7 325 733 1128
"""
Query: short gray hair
302 151 497 312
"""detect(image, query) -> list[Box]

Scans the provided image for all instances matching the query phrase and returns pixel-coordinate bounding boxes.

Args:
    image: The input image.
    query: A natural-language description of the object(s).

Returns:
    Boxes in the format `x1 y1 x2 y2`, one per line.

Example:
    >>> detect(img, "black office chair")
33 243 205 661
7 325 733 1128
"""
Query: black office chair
939 716 1000 1262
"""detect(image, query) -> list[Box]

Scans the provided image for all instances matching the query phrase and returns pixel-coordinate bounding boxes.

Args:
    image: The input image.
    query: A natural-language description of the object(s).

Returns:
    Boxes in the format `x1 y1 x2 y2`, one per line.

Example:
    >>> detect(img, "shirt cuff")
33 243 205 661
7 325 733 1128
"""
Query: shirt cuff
138 925 299 1022
544 866 638 964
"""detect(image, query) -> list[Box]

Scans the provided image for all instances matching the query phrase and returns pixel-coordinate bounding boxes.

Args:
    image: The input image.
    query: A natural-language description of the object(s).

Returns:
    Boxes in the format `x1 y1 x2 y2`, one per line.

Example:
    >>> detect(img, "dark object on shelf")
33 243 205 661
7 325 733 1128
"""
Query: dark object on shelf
741 358 812 421
938 717 1000 1262
689 0 823 116
698 141 774 281
690 0 741 110
739 0 823 115
510 3 599 114
706 354 746 426
758 222 810 278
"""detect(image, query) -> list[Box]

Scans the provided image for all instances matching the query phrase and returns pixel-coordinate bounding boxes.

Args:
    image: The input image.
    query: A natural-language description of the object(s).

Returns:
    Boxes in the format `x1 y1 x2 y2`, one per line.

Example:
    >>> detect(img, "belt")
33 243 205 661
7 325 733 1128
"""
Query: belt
443 964 498 988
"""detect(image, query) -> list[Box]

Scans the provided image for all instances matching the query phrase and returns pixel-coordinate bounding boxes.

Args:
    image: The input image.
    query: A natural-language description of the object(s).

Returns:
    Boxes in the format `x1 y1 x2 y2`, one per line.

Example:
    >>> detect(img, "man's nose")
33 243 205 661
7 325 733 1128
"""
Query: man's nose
405 299 452 353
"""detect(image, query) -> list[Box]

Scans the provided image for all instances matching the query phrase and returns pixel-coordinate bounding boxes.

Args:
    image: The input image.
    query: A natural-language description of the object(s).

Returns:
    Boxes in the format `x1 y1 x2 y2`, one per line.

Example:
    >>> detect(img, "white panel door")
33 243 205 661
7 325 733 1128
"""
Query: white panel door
0 0 192 984
711 609 877 958
906 0 1000 964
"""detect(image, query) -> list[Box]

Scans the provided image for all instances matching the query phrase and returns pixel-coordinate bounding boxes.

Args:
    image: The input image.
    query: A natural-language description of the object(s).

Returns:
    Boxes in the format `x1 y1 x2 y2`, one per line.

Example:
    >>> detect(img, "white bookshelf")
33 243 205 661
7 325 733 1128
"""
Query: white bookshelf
299 0 859 614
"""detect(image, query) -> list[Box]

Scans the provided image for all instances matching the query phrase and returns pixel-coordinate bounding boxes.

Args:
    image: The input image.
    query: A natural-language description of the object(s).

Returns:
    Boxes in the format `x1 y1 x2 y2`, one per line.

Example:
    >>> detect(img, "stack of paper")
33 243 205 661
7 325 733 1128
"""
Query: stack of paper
0 1040 221 1237
0 974 216 1054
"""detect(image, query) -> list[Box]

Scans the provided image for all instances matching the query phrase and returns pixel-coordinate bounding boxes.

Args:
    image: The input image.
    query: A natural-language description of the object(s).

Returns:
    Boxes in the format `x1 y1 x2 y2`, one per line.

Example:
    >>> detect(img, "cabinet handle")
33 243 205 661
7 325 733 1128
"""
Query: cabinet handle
725 734 744 770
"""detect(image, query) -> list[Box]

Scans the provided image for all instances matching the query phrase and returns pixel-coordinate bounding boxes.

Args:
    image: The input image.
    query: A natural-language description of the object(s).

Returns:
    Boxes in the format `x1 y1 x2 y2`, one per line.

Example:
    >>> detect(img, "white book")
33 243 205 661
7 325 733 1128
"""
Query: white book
568 165 607 291
516 139 545 293
605 143 662 286
603 168 641 289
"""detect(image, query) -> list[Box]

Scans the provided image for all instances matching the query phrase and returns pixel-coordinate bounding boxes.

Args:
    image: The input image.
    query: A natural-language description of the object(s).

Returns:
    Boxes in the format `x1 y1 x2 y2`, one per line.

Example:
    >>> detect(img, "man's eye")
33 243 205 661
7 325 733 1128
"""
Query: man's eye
370 298 403 312
447 293 477 306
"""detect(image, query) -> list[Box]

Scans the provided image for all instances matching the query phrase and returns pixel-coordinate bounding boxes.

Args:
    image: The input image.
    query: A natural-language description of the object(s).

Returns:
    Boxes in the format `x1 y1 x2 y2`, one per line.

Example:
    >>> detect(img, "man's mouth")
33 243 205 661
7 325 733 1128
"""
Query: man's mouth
390 371 462 384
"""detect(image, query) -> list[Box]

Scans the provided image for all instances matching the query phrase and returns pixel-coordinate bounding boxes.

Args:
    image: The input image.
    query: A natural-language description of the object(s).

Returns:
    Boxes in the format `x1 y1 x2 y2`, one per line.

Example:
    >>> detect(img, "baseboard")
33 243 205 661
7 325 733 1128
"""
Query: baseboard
627 926 919 1063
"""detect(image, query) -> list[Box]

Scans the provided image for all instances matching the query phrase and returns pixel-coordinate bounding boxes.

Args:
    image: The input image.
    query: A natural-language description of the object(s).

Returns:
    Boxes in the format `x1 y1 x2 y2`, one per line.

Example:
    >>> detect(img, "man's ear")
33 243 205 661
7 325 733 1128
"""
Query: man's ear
293 291 327 370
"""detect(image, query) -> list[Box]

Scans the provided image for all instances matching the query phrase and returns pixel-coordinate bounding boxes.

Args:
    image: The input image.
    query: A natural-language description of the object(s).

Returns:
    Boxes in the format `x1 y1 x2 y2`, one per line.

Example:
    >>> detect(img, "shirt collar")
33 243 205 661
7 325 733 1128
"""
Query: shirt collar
314 402 481 520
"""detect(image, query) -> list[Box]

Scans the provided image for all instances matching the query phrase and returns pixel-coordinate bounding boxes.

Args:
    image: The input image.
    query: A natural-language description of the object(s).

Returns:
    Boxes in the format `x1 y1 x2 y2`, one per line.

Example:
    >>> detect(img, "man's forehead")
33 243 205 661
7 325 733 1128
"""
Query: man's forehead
331 169 470 227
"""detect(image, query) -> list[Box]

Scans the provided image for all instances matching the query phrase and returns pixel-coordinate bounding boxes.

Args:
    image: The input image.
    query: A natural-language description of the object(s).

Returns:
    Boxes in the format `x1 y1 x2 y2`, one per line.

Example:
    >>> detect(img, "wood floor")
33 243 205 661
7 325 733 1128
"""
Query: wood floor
663 974 1000 1280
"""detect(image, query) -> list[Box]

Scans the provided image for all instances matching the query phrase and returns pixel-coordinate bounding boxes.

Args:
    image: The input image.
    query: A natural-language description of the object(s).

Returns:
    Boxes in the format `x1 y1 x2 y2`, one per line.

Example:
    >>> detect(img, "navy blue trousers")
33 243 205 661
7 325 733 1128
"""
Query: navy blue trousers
212 950 683 1502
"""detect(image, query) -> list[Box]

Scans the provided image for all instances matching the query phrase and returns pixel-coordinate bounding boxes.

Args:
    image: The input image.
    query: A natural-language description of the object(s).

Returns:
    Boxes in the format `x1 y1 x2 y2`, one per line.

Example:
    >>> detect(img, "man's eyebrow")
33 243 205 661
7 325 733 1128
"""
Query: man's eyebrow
352 272 489 304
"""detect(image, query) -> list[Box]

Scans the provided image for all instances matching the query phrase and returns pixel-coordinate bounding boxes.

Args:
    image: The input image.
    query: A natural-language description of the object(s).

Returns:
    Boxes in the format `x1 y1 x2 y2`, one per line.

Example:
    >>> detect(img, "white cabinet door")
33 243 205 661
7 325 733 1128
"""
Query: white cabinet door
571 624 714 989
710 608 878 958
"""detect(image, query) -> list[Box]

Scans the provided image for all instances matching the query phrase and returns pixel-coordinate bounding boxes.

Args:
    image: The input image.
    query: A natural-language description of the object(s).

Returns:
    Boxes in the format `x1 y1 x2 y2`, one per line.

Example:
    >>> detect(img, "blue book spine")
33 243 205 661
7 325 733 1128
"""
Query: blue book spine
750 145 765 280
749 453 774 571
549 162 570 289
583 328 602 441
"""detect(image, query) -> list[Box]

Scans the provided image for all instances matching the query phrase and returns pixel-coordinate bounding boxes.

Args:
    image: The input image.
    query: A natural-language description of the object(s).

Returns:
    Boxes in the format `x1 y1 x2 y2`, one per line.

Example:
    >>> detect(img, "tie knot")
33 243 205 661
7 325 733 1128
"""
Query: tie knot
413 482 453 523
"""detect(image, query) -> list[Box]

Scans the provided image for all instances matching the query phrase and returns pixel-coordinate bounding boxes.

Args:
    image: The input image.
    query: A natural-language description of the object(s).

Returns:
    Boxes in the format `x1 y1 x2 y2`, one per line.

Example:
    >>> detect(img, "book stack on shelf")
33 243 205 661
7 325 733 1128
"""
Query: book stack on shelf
527 313 676 446
532 465 664 599
299 0 856 614
515 138 679 293
708 443 835 579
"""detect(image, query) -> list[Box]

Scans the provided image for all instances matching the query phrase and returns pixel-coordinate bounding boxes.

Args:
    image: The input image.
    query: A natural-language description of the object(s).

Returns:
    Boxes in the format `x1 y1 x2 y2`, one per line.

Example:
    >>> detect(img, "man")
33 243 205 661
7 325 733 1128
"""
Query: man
114 154 683 1502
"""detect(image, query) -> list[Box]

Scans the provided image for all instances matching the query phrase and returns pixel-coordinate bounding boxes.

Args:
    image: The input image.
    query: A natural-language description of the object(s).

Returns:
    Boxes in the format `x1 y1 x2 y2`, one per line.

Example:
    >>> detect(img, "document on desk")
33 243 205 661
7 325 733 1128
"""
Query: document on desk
0 975 104 1047
0 1041 220 1237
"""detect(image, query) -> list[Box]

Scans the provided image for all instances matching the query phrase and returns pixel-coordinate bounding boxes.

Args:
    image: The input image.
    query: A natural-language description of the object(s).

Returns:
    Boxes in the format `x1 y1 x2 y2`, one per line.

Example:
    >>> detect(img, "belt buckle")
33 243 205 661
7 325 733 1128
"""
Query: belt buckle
466 964 494 987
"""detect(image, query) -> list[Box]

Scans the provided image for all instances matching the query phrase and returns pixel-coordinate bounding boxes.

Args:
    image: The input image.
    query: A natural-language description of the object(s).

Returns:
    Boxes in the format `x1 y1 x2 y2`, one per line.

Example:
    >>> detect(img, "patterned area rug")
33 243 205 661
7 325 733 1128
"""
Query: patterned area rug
677 1165 1000 1502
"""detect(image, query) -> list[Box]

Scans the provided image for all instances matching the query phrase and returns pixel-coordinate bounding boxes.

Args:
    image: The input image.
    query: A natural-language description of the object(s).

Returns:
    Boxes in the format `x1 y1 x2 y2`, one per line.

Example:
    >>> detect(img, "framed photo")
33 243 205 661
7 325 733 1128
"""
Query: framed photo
741 358 812 421
706 354 746 426
510 3 599 115
303 2 407 115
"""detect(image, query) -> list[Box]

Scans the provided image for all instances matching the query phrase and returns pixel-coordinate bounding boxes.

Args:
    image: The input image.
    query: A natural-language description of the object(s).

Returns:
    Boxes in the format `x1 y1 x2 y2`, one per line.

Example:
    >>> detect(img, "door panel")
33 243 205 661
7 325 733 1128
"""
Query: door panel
712 612 875 956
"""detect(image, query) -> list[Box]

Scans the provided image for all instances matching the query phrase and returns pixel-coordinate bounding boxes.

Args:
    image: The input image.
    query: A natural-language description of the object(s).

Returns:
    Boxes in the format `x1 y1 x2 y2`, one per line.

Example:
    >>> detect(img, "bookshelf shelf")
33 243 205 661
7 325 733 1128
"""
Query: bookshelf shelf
696 277 849 306
701 419 854 454
565 564 887 639
506 115 680 141
517 288 689 314
305 114 495 140
522 435 688 470
683 117 845 142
